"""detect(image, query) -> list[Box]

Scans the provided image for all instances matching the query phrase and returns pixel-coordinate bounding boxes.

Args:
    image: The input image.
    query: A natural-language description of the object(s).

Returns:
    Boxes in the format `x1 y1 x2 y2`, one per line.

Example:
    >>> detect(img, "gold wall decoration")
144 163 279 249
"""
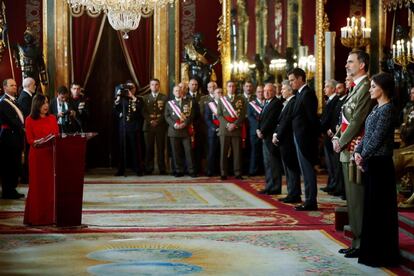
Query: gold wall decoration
315 0 324 114
153 6 169 93
0 2 6 63
218 0 231 84
383 0 413 11
255 0 267 58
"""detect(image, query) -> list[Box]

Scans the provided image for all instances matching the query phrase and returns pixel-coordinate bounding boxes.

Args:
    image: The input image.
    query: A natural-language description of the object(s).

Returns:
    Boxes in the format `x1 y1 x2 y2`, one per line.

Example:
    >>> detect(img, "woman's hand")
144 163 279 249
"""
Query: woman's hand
354 152 363 166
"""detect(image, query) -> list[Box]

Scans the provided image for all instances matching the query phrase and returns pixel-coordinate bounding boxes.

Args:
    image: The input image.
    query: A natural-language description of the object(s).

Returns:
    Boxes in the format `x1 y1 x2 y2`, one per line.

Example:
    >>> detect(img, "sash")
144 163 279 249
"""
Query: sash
340 113 350 132
220 96 238 118
168 100 186 122
4 98 24 124
249 100 262 114
208 101 218 116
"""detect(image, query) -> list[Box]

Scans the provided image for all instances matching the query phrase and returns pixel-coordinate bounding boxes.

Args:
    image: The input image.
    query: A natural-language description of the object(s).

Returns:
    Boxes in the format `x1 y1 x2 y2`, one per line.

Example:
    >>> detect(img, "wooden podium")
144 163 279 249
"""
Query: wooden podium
53 133 95 227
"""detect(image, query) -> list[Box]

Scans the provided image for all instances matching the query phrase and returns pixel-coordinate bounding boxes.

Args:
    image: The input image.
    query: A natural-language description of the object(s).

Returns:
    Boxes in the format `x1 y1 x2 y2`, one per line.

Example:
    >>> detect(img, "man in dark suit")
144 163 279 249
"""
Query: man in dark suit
247 85 265 176
288 68 320 211
113 81 143 176
69 82 89 132
186 78 204 175
256 83 283 195
50 86 73 133
165 86 196 177
0 79 25 199
17 77 36 184
273 80 301 203
320 79 339 193
204 87 222 176
142 78 167 174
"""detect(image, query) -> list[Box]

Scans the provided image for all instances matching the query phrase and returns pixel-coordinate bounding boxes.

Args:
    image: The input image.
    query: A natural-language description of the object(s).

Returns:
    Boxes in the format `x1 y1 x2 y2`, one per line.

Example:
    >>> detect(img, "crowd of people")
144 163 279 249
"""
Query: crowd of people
0 49 405 267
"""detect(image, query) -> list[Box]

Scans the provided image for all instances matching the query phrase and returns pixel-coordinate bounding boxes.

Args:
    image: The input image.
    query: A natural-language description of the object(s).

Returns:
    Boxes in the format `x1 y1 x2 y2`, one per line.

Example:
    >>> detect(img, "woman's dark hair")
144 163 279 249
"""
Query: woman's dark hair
371 72 395 99
30 94 49 120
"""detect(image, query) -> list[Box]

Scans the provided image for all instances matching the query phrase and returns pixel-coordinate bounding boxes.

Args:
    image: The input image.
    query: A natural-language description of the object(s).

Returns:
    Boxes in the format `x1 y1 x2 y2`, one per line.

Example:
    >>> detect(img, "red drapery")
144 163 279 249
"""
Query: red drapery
118 18 153 89
71 14 105 87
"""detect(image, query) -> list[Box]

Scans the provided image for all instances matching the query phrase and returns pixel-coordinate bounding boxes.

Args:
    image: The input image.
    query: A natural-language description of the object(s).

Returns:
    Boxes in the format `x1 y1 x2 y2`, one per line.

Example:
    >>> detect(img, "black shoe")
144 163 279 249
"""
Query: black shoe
338 247 353 254
136 171 143 176
2 192 24 199
294 203 318 211
220 176 227 180
267 191 281 195
145 170 153 175
320 187 334 193
206 173 213 177
114 171 124 176
159 171 167 175
235 175 244 180
190 173 198 178
175 173 184 177
344 248 360 258
258 189 269 194
282 197 302 204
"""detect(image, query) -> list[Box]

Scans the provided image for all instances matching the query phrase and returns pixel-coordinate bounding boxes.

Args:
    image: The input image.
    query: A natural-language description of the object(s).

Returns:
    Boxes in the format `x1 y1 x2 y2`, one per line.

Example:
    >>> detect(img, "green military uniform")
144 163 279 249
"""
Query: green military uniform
217 94 246 177
165 97 195 174
334 75 373 249
142 92 168 174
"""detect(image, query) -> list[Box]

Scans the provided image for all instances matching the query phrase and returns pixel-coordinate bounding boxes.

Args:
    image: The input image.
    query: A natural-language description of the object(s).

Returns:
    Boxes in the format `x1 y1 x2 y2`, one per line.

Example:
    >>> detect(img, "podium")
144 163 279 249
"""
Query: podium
53 133 96 227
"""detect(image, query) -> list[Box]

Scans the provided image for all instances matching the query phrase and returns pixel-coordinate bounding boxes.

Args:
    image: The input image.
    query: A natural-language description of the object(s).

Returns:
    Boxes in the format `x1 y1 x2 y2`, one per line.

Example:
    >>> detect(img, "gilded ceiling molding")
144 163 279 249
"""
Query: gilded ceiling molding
383 0 413 11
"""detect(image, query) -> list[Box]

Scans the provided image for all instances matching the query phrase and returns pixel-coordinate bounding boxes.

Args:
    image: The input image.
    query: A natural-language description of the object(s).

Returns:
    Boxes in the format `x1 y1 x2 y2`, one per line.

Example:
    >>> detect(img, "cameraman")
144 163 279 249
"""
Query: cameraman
114 80 144 176
50 86 74 133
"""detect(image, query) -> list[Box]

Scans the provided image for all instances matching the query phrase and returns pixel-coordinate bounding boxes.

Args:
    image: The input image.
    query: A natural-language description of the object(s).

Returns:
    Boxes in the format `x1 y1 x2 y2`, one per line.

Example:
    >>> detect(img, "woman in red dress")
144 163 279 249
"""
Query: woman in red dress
24 94 59 225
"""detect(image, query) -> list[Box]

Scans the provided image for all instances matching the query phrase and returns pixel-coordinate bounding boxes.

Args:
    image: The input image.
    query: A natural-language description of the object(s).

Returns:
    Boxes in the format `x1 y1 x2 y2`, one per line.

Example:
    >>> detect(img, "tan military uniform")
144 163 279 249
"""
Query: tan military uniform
334 76 373 249
142 92 168 173
217 94 247 177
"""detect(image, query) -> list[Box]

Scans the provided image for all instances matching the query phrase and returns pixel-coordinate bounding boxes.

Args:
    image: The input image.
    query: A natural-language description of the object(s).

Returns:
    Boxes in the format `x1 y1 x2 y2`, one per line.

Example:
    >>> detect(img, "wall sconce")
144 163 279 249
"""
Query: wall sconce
340 16 371 49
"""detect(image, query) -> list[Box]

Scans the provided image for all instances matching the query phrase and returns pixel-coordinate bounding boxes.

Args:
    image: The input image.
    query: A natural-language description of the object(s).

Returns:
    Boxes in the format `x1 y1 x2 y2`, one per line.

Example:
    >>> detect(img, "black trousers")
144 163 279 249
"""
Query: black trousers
0 130 23 196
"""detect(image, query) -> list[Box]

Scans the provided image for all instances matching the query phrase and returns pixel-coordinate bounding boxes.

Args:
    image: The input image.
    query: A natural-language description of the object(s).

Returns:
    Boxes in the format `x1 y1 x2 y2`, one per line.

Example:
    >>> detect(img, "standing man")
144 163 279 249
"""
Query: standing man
204 87 222 176
165 86 196 177
187 78 203 174
320 79 339 193
114 82 143 176
69 82 89 132
217 80 246 180
0 79 25 199
273 81 302 203
199 81 217 119
256 83 284 194
18 77 36 184
247 85 265 176
289 68 320 211
50 86 72 133
241 81 255 174
332 50 373 258
142 79 167 175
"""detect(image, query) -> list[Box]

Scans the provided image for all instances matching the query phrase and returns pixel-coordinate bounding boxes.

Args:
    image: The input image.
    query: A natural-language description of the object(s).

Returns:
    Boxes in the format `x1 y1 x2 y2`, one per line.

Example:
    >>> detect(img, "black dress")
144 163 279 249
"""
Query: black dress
355 103 400 267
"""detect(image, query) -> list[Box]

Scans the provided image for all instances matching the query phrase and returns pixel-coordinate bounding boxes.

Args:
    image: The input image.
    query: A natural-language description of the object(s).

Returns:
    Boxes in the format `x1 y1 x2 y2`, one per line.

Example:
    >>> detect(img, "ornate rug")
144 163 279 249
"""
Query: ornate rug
0 230 391 275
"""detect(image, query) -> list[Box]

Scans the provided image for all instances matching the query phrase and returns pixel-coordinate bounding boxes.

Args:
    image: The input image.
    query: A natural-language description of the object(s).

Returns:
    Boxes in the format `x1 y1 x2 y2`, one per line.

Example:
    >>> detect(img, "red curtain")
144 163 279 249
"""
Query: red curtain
71 14 105 87
118 17 152 88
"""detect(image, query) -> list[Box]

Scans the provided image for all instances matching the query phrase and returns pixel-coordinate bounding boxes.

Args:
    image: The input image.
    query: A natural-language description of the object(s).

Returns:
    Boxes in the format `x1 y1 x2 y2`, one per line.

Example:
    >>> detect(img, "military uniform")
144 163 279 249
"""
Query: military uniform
217 94 246 177
334 75 373 250
114 94 143 175
142 92 167 174
165 97 195 175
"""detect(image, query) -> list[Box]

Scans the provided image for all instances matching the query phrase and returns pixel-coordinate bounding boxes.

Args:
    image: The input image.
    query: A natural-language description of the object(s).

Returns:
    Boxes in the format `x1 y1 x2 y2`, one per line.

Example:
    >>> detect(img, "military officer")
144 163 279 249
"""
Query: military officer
165 86 196 177
217 80 246 180
142 78 167 174
332 50 374 258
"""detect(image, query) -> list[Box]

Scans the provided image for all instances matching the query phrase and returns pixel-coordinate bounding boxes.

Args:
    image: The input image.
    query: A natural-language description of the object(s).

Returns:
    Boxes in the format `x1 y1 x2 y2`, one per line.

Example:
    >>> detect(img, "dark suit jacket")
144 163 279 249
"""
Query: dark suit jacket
291 85 320 164
50 97 72 117
331 95 347 134
0 94 25 148
204 101 219 138
258 97 283 139
247 99 264 136
275 96 299 168
320 95 339 133
17 90 34 119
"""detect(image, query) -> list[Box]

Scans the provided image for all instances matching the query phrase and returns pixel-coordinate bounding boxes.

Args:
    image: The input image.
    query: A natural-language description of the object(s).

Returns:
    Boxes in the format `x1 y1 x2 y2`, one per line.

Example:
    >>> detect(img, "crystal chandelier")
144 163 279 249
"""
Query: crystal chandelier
66 0 179 39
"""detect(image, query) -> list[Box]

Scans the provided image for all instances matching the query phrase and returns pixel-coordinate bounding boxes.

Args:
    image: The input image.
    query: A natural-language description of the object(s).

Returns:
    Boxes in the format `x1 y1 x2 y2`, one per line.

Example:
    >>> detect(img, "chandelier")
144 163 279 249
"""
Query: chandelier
392 38 414 70
340 16 371 49
66 0 179 39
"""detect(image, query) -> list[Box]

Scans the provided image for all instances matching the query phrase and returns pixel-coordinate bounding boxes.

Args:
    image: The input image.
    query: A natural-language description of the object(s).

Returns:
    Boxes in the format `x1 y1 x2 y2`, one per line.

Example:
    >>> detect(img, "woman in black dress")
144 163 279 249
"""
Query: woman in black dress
354 72 399 267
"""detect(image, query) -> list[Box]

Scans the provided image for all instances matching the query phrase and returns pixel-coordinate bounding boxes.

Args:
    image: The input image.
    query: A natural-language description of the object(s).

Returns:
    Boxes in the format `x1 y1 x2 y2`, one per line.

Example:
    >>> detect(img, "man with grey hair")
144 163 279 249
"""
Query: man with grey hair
320 79 340 193
273 80 301 203
257 83 283 194
17 77 36 184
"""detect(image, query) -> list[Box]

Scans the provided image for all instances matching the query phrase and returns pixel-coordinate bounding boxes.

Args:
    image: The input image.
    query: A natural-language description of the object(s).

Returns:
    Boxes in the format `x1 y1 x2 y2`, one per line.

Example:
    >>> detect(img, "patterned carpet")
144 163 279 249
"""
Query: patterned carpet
0 174 405 275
